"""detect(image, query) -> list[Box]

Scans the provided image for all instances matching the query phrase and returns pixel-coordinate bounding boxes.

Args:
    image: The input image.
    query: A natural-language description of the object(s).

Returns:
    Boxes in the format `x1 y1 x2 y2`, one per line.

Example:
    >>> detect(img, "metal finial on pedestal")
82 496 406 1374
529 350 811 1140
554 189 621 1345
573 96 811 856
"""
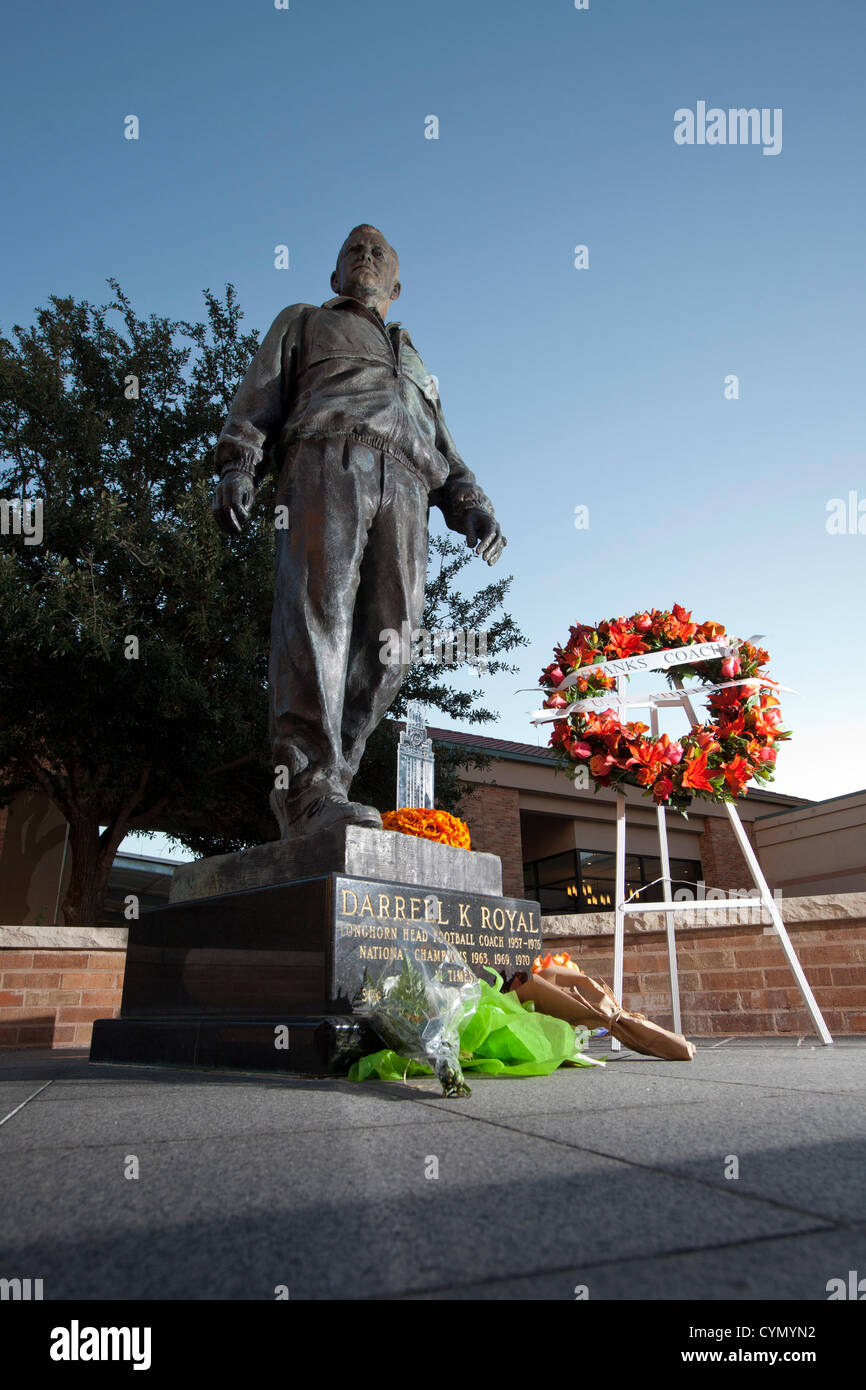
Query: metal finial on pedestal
397 701 434 809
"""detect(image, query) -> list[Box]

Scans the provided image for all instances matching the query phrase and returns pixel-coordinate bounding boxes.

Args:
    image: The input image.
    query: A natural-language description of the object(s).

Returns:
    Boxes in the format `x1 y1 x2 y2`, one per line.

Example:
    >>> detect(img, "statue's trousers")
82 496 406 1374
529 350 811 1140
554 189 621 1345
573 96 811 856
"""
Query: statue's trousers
269 435 428 797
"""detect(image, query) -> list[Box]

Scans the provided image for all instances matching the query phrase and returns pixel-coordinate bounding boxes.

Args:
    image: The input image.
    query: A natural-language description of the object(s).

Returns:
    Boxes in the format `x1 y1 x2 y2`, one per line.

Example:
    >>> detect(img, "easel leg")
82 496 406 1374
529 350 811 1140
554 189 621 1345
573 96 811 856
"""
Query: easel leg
656 803 682 1035
651 706 682 1035
612 793 626 1052
724 803 833 1045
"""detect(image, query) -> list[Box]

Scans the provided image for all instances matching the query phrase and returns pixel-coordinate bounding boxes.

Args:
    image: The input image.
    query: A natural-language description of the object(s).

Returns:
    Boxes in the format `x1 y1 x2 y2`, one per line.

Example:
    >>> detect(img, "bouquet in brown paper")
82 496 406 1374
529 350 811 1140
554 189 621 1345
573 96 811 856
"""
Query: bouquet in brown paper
509 955 696 1061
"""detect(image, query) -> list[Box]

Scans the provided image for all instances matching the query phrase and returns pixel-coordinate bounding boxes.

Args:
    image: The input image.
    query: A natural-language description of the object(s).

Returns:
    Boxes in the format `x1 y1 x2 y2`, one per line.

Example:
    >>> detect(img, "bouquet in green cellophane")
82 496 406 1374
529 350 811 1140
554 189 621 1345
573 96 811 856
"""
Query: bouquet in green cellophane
349 932 481 1097
458 969 599 1074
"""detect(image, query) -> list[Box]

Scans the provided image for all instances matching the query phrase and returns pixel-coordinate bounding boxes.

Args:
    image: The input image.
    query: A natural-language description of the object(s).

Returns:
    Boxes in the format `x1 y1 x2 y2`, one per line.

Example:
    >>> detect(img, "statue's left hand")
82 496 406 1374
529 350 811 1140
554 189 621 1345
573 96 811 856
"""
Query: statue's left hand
464 508 506 565
212 470 254 535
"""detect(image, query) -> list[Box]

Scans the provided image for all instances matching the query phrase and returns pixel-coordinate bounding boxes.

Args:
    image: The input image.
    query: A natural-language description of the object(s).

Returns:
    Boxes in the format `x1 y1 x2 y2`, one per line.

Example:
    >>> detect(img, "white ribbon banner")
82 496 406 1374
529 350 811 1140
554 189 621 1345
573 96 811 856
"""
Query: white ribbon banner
530 676 794 726
552 639 735 691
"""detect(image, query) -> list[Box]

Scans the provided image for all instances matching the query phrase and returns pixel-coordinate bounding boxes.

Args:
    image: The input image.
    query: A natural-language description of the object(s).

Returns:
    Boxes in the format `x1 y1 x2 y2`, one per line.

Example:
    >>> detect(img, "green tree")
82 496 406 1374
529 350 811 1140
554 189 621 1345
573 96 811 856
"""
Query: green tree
0 283 272 923
0 285 525 924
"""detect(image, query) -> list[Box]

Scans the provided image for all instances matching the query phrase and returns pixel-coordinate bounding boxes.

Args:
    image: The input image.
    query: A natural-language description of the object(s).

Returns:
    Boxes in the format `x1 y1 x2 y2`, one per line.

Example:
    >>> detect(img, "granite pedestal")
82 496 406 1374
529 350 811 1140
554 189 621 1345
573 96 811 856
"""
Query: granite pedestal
91 828 543 1076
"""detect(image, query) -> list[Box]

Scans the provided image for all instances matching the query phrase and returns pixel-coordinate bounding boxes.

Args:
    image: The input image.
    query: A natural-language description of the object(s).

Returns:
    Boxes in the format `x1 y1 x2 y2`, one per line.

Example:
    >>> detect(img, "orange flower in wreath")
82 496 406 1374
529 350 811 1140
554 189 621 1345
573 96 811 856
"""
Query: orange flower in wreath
723 755 753 794
604 620 650 659
680 750 716 793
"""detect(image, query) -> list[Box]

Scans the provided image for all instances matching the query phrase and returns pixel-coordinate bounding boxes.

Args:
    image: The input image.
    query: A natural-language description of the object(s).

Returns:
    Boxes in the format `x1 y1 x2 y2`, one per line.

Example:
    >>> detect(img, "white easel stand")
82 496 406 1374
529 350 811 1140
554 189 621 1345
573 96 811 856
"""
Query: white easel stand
610 678 832 1050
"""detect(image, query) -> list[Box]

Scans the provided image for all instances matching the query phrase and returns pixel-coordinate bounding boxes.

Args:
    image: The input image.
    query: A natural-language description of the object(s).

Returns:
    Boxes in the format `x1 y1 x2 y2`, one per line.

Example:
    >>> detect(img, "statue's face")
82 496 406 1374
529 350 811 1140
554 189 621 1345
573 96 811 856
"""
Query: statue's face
331 227 400 315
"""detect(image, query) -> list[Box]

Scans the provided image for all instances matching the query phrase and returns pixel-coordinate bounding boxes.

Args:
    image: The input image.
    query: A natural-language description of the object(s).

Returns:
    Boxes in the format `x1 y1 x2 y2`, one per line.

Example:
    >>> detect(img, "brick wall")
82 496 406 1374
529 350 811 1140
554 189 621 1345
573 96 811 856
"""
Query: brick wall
699 814 755 890
543 895 866 1036
459 784 524 898
4 897 864 1048
0 931 126 1048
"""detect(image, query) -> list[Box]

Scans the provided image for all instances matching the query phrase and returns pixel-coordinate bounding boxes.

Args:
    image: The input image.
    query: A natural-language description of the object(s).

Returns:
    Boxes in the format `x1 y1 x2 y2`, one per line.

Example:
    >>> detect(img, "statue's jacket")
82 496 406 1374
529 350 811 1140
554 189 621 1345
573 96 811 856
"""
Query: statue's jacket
214 295 495 528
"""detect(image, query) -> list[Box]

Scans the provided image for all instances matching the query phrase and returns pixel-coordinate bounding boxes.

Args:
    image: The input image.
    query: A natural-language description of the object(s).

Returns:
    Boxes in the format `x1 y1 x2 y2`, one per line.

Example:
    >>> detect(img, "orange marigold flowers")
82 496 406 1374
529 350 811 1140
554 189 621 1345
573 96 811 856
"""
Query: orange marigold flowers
382 808 471 850
541 605 790 814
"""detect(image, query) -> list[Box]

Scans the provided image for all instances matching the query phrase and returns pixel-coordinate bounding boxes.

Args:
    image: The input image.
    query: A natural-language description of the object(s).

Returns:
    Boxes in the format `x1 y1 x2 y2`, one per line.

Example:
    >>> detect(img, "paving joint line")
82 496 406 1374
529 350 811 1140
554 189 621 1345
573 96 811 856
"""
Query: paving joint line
570 1073 866 1099
409 1099 853 1230
0 1114 477 1156
0 1080 54 1127
375 1222 837 1300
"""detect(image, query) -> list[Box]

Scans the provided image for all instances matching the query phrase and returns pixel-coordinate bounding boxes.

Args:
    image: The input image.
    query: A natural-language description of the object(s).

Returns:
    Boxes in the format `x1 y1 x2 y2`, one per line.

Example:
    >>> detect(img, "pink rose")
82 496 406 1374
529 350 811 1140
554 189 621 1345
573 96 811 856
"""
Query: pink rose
549 665 564 687
757 746 777 763
573 740 592 759
721 656 741 680
546 694 568 709
634 614 652 632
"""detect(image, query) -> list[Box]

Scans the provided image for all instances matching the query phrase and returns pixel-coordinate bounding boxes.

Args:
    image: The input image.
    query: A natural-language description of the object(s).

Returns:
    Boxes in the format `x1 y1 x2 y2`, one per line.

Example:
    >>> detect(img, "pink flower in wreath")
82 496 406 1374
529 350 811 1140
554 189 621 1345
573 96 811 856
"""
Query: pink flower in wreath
590 753 615 777
757 746 777 763
572 740 592 759
655 734 684 766
720 656 741 680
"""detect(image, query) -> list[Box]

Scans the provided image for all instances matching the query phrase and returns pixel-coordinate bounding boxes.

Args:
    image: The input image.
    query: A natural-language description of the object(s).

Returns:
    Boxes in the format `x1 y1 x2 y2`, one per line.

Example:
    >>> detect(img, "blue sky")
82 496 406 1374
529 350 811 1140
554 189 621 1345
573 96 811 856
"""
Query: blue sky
2 0 864 852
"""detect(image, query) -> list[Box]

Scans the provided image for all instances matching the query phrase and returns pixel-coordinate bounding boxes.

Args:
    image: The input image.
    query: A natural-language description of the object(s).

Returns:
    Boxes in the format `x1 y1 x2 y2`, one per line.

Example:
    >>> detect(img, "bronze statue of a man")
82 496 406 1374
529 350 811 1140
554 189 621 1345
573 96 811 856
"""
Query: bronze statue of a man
212 226 506 837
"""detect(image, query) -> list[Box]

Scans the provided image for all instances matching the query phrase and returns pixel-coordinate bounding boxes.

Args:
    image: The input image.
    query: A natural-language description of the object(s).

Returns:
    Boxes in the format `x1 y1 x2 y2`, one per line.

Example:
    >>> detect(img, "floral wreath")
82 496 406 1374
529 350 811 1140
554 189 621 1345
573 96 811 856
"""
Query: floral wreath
538 604 790 813
382 807 471 850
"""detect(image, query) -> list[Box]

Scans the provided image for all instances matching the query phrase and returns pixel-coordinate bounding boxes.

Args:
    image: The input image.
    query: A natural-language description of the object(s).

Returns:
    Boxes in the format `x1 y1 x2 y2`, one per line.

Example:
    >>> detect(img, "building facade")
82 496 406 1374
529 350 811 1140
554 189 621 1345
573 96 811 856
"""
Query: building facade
433 726 832 908
0 732 863 925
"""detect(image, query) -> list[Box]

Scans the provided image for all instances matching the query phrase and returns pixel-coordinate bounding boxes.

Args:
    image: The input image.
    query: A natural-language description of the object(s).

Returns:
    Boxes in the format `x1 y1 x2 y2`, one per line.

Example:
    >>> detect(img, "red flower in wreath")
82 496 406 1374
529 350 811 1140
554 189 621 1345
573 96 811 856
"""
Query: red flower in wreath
653 776 675 803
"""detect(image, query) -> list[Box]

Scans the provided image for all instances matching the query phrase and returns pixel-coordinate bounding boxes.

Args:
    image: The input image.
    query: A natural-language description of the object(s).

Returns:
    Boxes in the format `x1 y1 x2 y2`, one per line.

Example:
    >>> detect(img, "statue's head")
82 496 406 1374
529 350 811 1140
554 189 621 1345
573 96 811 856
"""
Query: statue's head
331 225 401 320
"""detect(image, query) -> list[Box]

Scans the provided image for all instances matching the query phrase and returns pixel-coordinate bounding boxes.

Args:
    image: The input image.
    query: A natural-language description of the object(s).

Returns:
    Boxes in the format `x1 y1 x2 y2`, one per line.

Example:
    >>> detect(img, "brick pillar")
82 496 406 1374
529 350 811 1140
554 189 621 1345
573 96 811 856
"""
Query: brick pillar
459 785 524 899
699 814 756 891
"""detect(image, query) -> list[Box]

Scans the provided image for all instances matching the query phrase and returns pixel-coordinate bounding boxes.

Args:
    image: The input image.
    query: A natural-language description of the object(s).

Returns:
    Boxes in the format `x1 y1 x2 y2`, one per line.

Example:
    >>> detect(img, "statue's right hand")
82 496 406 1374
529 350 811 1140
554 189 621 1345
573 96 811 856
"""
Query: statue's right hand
212 469 254 535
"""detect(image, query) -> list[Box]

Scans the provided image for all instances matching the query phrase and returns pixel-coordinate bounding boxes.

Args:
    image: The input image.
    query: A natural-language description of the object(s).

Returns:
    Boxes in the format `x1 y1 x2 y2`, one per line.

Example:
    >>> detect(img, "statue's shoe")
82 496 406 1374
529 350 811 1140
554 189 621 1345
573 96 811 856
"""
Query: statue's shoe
270 786 382 838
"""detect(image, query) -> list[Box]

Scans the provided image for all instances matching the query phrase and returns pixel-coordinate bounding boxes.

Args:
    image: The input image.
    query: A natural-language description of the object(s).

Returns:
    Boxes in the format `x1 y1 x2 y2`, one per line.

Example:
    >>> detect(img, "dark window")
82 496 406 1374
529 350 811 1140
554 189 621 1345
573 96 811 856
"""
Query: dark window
522 847 702 915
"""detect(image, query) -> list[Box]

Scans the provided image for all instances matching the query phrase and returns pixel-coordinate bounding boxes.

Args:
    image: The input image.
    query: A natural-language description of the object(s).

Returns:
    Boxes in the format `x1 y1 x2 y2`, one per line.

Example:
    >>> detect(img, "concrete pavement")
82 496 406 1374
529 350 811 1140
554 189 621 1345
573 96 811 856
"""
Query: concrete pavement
1 1037 864 1300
